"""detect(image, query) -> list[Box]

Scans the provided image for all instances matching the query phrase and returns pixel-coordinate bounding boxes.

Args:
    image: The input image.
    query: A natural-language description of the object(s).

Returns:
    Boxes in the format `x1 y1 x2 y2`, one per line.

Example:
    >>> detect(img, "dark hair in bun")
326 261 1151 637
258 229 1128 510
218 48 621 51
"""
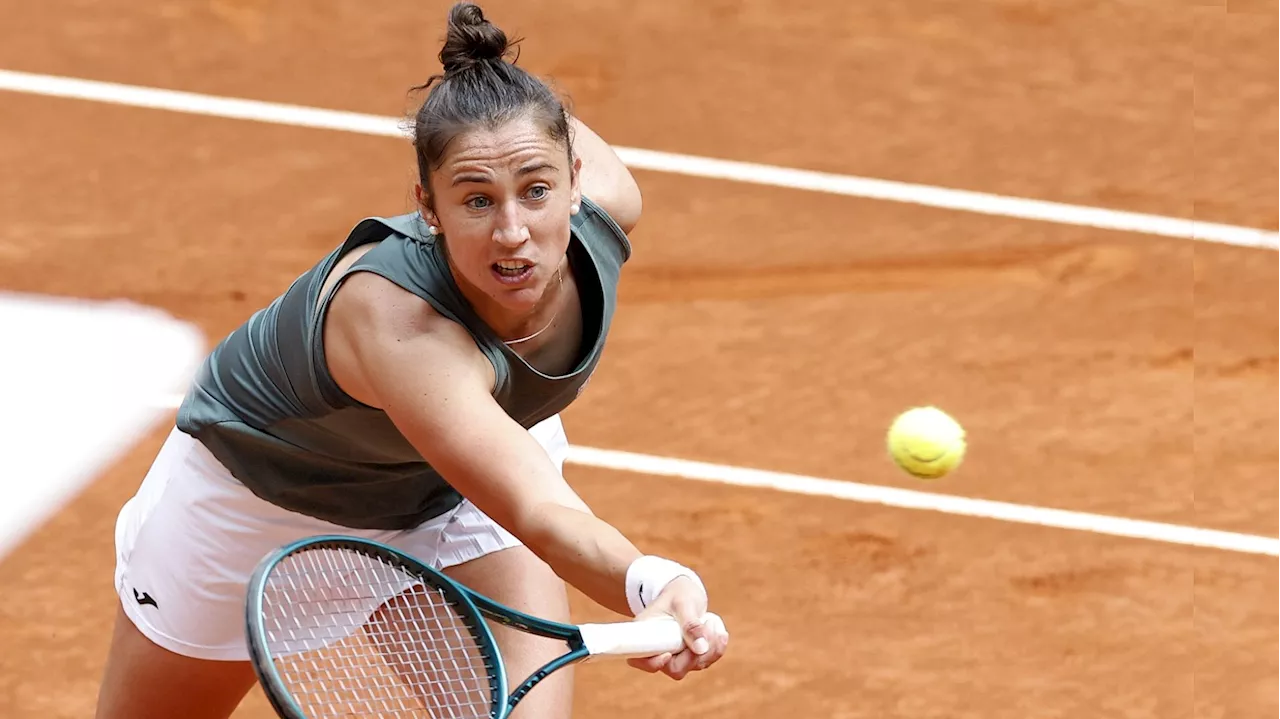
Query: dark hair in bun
438 1 510 74
412 3 572 203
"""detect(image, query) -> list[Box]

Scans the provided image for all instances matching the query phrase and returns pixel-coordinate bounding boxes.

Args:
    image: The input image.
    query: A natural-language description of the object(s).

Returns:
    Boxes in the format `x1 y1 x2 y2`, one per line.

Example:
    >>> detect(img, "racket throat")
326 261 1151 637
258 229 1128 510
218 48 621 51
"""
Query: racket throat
503 650 588 717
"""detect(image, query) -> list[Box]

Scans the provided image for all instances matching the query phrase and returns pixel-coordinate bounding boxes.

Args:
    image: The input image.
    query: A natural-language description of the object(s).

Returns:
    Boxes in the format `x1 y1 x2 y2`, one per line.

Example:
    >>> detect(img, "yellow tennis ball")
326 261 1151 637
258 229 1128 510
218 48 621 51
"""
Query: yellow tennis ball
886 406 966 479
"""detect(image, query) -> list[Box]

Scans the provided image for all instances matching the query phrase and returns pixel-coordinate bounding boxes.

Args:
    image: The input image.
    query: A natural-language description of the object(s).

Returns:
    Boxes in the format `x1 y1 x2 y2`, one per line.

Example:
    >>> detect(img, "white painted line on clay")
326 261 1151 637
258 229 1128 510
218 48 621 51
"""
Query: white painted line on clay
2 69 1275 249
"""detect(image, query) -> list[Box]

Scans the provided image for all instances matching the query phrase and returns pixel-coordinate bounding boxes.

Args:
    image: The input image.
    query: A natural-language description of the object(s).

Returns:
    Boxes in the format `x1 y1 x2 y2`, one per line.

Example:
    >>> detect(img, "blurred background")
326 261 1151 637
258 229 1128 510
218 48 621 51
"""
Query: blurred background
0 1 1275 717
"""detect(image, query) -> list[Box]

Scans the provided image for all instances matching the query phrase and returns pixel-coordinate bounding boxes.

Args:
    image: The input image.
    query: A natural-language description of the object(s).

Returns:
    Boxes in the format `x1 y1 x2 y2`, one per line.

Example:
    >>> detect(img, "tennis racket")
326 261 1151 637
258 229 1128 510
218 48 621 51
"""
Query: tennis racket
245 535 691 718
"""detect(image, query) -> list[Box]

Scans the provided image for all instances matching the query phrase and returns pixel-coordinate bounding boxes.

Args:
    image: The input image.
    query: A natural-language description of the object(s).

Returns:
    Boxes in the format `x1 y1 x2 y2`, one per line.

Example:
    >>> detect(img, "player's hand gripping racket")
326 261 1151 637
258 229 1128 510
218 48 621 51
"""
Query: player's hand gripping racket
245 535 698 718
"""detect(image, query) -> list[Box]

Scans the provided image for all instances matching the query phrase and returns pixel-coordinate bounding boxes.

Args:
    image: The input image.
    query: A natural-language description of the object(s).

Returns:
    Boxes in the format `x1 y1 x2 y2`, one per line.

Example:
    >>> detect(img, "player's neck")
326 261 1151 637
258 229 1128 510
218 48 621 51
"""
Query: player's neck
447 256 568 347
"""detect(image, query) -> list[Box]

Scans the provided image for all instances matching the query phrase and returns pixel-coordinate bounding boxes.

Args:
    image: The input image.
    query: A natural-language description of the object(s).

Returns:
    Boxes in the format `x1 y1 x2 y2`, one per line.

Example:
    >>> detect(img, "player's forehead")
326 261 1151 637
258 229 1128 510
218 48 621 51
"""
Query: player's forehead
438 117 566 181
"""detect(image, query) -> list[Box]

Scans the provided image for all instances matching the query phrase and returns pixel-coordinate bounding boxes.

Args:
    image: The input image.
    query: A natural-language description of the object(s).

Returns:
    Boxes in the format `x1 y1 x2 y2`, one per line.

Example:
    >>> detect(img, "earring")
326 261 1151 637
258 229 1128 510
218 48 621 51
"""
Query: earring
570 203 580 215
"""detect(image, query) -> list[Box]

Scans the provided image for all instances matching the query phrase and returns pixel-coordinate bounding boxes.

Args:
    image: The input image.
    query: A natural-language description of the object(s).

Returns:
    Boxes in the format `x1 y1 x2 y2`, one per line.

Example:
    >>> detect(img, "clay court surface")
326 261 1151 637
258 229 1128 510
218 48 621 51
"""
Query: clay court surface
1 1 1277 717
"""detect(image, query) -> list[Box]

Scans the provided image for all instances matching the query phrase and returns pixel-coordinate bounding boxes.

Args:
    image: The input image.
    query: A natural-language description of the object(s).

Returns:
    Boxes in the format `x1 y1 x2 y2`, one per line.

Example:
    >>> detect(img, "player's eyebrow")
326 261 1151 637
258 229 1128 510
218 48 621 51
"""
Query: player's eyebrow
451 172 491 186
516 162 556 176
450 162 554 186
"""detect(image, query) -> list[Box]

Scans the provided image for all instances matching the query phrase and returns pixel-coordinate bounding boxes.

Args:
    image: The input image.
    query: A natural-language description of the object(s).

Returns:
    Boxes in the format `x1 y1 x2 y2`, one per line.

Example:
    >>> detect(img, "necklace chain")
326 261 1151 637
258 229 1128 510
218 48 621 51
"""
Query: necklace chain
503 270 564 346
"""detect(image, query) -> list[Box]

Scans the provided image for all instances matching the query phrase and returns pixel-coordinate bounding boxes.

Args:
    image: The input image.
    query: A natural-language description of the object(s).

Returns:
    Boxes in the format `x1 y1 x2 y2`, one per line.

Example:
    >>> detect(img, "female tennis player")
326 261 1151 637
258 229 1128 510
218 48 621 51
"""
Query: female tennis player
95 4 728 718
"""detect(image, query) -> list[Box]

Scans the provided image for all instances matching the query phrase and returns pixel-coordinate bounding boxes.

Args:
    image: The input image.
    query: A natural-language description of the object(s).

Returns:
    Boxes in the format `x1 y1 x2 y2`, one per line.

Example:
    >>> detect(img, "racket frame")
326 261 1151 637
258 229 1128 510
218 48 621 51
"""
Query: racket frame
245 535 599 719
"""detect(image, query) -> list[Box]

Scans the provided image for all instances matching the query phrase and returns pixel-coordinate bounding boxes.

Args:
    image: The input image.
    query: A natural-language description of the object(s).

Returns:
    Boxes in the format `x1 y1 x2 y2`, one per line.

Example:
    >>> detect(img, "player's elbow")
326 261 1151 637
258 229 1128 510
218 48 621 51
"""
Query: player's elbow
505 502 558 562
596 176 643 235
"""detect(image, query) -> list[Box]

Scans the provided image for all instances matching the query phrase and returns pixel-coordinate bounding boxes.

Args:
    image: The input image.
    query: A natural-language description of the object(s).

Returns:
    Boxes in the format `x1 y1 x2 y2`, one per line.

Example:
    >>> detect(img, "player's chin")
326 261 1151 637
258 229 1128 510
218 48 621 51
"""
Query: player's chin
488 284 542 312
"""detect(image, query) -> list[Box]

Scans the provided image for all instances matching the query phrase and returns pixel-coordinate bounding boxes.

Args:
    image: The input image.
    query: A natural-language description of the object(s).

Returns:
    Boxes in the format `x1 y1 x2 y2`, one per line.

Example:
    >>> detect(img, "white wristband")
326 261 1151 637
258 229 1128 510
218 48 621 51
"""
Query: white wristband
624 555 707 617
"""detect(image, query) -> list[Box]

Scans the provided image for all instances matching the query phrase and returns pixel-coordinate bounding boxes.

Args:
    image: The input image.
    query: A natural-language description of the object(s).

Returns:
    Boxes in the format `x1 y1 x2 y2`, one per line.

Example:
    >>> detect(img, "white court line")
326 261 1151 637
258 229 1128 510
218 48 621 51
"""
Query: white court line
142 392 1277 557
1 68 1276 251
567 447 1280 557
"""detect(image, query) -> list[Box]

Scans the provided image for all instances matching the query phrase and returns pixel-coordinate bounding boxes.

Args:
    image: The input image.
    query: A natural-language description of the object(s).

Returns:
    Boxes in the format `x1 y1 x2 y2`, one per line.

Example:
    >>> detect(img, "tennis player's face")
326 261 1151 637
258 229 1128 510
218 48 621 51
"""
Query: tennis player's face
420 116 581 313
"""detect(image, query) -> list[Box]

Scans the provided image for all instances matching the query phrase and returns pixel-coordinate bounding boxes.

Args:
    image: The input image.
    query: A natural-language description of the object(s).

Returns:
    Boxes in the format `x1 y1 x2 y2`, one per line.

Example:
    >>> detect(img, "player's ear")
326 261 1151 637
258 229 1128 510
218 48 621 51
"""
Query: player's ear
569 157 583 215
415 184 441 232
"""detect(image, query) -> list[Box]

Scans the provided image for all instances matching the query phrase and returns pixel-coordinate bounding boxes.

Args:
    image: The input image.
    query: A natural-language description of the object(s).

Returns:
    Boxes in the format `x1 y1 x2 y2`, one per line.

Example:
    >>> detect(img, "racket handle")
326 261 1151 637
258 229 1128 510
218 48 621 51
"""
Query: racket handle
578 618 687 658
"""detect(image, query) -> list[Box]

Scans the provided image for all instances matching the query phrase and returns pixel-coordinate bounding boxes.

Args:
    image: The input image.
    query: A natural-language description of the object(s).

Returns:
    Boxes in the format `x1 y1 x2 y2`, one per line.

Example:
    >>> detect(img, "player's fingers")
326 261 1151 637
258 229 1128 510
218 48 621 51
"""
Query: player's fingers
676 639 724 675
661 648 699 680
672 614 729 677
690 613 729 670
706 612 729 654
627 652 672 674
659 614 728 679
670 593 711 656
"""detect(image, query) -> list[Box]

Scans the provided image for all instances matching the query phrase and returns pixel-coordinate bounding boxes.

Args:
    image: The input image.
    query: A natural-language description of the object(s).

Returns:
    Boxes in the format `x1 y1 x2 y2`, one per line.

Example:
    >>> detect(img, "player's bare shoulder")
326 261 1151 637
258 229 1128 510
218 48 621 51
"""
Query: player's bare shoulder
322 256 493 409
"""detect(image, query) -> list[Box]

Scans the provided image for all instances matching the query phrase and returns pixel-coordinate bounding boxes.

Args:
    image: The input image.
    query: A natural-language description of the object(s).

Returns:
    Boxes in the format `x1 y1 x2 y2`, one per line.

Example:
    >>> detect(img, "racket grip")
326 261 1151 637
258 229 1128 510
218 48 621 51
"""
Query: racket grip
578 618 686 658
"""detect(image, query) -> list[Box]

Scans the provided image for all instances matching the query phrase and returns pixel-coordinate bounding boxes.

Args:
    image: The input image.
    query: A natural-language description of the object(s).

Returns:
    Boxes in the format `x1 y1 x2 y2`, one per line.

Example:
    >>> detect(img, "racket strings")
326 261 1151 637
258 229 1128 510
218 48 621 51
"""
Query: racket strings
261 546 496 718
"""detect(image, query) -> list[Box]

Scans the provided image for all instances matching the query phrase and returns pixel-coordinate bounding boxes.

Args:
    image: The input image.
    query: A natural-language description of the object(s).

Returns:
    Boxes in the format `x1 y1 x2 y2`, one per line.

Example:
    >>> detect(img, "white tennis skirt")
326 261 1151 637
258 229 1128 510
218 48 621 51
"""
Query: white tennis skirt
113 417 568 661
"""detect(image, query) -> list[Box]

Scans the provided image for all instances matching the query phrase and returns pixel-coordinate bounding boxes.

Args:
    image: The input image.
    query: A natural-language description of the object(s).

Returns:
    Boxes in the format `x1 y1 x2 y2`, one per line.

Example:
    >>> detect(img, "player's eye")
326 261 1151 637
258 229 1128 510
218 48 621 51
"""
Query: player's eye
526 185 549 201
465 195 492 210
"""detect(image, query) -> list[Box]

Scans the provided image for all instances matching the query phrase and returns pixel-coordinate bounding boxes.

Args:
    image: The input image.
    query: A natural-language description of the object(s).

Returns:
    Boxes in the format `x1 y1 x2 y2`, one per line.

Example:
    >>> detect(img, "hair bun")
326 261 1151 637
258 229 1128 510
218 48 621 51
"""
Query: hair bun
439 3 510 75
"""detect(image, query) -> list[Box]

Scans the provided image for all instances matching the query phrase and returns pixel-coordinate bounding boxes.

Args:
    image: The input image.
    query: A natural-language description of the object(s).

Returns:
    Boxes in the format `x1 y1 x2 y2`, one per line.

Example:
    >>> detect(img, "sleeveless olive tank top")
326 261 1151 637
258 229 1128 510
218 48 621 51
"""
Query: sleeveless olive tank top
176 197 629 530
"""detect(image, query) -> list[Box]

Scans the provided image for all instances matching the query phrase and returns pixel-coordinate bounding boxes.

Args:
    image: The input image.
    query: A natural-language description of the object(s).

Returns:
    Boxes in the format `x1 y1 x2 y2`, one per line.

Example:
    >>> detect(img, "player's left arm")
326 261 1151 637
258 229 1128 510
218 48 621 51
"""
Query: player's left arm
570 116 642 235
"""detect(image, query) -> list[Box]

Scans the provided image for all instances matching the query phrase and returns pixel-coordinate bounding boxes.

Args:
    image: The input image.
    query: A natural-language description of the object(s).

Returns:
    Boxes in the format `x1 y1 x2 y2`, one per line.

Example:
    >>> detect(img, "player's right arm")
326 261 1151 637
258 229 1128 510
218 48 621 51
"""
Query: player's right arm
321 271 724 676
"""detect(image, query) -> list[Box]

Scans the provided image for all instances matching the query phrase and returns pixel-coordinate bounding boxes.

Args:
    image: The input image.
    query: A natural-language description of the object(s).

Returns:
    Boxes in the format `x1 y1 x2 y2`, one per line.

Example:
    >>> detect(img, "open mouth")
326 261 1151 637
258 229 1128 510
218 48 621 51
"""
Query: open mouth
492 260 534 284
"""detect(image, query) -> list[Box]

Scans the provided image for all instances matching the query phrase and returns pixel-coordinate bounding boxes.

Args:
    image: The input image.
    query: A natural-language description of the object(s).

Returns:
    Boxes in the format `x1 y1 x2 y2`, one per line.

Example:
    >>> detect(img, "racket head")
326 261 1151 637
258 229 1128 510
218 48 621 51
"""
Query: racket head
245 535 507 719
